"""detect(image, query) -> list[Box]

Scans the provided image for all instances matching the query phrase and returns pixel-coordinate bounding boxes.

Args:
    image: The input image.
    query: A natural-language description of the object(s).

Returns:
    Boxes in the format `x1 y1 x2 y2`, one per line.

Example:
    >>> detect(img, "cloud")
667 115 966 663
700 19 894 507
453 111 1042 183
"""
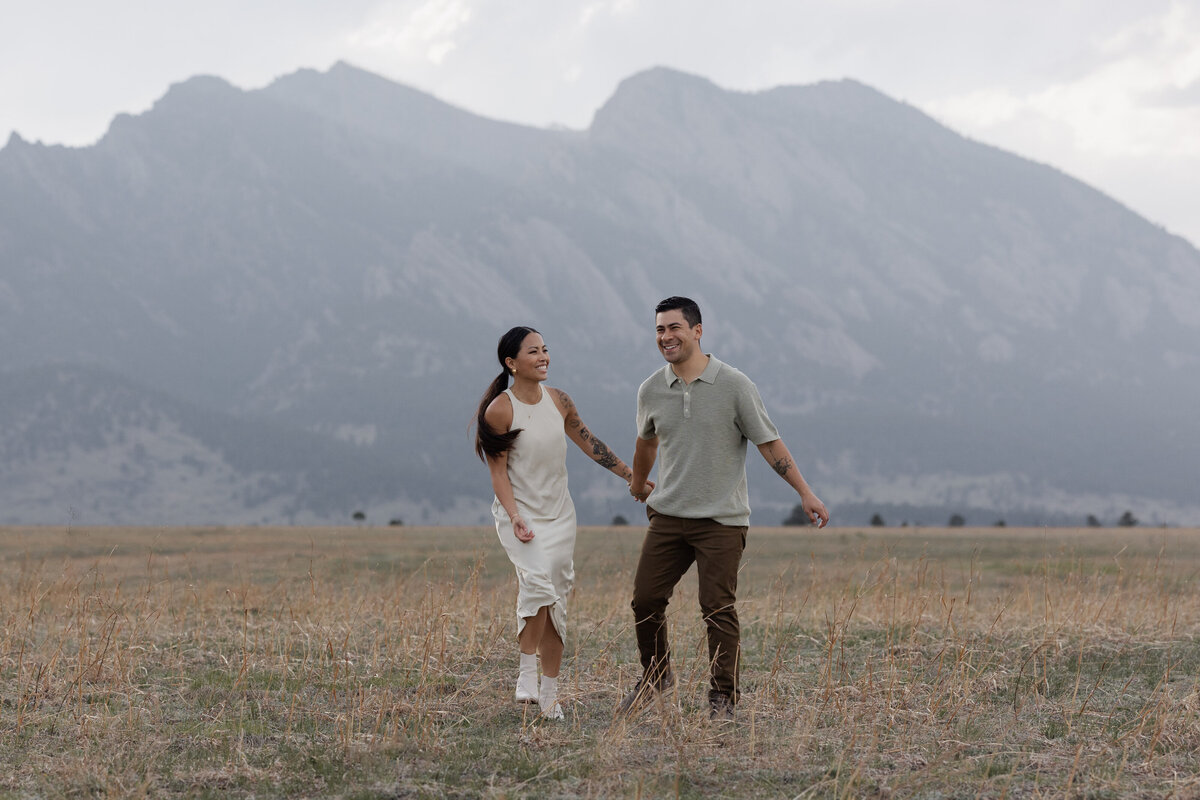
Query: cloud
925 1 1200 159
908 3 1200 243
1142 78 1200 108
577 0 638 29
345 0 474 65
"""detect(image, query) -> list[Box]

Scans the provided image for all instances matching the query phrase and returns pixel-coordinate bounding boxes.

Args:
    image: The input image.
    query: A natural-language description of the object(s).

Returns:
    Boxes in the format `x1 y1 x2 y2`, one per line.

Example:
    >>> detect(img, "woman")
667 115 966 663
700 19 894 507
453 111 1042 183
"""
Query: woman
474 326 642 720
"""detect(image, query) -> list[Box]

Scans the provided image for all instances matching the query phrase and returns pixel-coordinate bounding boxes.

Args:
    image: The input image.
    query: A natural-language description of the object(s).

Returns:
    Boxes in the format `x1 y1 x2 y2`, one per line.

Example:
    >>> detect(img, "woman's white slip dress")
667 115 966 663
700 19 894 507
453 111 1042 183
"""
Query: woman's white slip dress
491 385 577 638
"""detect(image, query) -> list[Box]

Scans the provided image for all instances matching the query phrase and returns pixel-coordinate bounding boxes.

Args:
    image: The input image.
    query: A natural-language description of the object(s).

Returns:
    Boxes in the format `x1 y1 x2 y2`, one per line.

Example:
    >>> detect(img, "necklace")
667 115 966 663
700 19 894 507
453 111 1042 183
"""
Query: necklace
511 383 541 406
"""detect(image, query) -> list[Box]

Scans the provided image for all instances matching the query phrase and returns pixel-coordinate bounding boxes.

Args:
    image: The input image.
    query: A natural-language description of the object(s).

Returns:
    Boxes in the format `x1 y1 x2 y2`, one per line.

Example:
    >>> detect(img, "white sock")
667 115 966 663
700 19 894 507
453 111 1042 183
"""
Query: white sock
539 675 563 719
516 652 538 701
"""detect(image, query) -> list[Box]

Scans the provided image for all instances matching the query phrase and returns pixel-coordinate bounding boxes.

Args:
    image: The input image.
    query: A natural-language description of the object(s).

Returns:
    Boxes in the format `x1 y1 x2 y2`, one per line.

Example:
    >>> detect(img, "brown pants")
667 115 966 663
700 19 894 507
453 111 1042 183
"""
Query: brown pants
631 508 747 702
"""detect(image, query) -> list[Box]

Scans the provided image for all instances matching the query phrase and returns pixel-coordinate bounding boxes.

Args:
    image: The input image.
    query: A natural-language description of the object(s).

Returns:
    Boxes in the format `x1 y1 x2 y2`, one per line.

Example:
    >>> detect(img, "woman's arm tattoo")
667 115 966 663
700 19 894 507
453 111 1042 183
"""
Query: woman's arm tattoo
586 431 620 469
554 388 582 429
556 389 619 469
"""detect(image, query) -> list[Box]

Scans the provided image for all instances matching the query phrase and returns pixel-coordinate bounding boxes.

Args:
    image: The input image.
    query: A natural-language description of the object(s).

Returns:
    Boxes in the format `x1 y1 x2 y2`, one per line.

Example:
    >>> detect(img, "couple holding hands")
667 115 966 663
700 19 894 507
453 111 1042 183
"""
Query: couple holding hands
473 296 829 721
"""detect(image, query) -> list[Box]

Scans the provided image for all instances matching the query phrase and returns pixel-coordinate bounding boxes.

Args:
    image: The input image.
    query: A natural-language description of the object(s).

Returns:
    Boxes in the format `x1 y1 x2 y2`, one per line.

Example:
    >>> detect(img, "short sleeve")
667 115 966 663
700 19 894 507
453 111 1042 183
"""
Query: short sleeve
636 383 656 440
734 376 779 445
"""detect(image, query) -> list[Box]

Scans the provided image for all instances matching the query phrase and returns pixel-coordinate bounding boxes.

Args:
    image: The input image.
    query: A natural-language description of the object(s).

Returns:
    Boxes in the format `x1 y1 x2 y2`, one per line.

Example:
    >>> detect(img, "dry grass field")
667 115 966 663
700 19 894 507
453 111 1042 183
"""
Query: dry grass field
3 523 1200 798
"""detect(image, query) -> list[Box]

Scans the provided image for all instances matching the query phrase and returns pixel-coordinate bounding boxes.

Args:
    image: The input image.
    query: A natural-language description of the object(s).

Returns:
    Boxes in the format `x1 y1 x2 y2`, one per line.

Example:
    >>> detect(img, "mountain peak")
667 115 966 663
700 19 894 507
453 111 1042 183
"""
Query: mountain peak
260 61 552 173
614 65 722 94
268 60 405 95
1 131 35 156
592 66 721 120
156 74 240 105
264 60 474 125
588 66 737 154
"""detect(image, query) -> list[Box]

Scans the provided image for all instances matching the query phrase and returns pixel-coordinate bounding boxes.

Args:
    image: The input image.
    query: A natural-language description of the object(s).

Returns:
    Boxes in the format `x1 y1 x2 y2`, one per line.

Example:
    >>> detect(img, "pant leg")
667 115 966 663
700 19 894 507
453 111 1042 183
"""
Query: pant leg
631 509 695 679
689 518 747 702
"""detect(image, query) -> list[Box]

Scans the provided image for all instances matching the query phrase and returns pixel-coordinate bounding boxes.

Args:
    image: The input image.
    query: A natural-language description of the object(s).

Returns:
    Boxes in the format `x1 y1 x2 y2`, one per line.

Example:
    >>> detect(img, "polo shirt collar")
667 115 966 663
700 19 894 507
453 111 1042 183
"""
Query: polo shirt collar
665 354 721 386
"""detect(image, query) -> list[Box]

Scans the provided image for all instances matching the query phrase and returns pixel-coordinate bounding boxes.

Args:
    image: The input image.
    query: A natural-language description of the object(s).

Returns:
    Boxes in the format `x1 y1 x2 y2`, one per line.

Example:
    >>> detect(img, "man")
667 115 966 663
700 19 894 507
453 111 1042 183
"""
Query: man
622 296 829 719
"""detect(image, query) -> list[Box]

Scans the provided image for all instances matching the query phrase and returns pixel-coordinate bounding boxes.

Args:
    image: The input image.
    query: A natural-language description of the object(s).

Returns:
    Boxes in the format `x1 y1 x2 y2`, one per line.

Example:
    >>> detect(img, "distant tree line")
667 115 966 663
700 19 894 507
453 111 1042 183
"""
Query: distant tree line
787 505 1148 528
350 510 404 526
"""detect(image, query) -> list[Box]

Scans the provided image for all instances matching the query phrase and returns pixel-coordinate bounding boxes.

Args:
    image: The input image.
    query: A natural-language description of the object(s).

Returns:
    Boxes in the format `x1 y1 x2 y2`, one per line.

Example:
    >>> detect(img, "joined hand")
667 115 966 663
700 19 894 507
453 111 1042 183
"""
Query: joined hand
628 480 655 503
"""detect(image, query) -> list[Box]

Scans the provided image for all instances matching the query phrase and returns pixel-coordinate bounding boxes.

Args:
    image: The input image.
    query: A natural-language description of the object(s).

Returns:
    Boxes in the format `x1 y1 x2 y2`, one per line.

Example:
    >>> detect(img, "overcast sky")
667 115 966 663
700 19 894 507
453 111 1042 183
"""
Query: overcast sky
3 1 1198 245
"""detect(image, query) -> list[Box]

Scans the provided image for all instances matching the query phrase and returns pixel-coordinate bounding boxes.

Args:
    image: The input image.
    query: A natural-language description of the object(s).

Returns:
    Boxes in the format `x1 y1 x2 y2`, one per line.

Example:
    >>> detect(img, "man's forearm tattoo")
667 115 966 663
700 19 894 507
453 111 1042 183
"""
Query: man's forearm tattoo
771 456 793 478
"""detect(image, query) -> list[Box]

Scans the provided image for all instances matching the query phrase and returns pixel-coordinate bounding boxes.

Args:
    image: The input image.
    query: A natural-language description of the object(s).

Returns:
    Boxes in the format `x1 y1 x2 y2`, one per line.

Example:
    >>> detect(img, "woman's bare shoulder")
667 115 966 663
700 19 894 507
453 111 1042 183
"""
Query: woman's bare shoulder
484 391 514 429
546 386 576 418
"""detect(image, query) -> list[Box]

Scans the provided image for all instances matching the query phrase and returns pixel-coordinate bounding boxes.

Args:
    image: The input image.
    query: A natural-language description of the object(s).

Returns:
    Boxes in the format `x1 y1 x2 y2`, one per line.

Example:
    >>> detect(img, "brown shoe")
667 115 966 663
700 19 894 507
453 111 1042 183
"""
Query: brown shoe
615 669 675 717
708 692 734 721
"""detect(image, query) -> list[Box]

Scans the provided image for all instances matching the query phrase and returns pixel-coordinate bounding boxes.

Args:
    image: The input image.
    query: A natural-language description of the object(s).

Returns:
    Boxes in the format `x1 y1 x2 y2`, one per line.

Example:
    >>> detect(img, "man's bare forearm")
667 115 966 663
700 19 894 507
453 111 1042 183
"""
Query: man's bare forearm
758 438 829 527
758 439 816 497
630 436 658 498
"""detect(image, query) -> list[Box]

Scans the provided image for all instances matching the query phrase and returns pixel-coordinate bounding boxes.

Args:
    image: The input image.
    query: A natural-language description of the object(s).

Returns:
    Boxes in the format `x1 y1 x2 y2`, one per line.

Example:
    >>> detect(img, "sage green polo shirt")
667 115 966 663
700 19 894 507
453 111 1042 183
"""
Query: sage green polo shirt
636 354 780 526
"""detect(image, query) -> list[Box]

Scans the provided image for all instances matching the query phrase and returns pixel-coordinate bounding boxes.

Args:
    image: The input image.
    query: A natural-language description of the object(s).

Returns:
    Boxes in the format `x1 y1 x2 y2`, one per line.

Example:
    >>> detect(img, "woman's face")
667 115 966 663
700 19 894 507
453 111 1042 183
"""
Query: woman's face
506 332 549 382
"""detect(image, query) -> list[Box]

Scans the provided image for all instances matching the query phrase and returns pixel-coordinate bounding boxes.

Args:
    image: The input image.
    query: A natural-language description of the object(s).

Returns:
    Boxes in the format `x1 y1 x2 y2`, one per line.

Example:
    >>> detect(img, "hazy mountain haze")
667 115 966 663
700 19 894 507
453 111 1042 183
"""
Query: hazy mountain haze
2 63 1197 526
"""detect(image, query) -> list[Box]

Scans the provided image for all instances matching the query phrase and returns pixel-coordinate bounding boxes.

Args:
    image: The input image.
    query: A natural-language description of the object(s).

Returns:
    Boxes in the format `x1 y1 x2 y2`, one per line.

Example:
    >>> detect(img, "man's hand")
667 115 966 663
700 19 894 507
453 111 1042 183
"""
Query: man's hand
803 493 830 529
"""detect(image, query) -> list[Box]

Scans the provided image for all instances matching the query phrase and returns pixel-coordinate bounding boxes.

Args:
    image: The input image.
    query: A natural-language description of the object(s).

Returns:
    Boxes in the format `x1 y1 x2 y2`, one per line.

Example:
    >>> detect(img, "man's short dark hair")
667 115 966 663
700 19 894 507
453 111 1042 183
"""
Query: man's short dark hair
655 296 702 328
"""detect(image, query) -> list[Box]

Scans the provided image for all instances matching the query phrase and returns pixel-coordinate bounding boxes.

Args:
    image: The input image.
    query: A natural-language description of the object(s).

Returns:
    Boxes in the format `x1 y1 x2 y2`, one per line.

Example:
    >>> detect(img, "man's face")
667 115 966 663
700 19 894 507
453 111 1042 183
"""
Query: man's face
655 309 701 364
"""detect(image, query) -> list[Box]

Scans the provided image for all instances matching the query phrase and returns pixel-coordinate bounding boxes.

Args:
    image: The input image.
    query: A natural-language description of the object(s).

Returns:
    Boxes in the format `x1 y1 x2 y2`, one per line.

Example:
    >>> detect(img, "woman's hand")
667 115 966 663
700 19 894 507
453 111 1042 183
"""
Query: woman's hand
511 514 535 542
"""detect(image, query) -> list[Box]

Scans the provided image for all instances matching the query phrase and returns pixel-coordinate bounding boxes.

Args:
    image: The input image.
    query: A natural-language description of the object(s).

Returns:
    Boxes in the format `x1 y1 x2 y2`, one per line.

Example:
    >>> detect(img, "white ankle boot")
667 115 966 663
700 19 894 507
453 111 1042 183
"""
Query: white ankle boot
539 675 563 720
515 652 538 703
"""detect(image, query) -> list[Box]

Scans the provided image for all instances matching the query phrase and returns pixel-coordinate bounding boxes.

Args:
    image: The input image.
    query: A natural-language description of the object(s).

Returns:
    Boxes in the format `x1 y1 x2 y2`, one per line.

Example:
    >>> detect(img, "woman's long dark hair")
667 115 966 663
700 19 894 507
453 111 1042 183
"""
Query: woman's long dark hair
474 326 539 461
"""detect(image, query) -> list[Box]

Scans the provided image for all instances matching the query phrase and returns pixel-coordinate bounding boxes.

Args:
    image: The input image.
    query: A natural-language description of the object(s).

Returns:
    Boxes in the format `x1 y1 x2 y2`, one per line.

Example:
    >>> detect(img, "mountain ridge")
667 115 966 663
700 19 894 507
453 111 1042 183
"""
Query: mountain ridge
1 63 1197 526
0 364 430 525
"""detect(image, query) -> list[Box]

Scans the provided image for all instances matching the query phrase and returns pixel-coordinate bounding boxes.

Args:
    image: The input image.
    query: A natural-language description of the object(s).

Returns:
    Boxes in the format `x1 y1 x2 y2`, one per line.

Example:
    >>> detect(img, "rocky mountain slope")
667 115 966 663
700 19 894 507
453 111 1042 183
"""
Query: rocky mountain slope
2 63 1197 526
